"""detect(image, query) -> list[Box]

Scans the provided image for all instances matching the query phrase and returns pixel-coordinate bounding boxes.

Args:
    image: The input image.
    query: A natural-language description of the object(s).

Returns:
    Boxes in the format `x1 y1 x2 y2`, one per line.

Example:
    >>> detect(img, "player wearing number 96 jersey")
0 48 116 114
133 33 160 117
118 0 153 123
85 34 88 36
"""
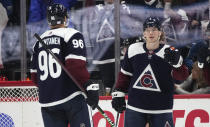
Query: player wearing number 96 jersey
30 3 98 127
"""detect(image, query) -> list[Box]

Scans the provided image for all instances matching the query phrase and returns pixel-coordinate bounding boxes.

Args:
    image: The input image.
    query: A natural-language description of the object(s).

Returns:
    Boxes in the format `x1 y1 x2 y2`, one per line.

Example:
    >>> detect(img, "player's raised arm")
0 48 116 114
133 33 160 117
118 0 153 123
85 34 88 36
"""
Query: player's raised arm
164 46 189 81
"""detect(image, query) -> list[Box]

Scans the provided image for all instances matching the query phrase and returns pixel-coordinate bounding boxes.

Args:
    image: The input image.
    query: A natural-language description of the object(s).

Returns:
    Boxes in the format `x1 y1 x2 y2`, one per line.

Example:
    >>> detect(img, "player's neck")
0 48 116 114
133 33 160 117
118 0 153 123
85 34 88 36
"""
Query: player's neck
146 41 160 51
50 24 66 29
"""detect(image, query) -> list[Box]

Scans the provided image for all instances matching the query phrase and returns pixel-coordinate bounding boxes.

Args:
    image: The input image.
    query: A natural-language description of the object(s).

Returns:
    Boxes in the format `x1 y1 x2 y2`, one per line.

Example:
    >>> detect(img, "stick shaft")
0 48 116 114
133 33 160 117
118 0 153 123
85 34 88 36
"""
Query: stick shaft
115 112 120 127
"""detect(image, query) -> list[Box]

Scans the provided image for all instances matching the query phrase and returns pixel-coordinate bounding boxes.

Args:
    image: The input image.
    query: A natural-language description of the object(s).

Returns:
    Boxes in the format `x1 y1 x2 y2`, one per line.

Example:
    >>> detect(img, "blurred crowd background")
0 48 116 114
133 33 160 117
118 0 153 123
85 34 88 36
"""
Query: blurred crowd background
0 0 209 95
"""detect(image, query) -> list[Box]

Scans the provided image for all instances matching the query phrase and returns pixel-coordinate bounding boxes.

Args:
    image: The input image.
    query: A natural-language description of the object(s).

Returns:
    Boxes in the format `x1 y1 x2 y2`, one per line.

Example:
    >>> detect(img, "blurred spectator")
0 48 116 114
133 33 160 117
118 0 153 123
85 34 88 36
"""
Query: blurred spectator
165 0 207 7
186 22 210 71
128 0 207 9
204 22 210 44
162 7 192 70
125 0 163 8
184 42 205 73
162 1 210 85
0 0 13 20
201 9 209 37
0 3 8 69
196 38 210 85
144 0 164 8
0 0 30 26
85 0 95 7
162 0 209 45
75 0 131 95
187 9 203 42
93 0 130 95
176 26 210 94
163 7 190 46
123 0 144 5
143 0 165 21
28 0 77 23
175 61 210 94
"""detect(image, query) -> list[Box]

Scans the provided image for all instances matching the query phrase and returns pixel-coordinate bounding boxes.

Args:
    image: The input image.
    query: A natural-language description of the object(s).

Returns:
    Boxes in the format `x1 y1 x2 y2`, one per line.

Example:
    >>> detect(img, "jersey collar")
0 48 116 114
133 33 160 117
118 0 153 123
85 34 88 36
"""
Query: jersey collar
143 43 164 53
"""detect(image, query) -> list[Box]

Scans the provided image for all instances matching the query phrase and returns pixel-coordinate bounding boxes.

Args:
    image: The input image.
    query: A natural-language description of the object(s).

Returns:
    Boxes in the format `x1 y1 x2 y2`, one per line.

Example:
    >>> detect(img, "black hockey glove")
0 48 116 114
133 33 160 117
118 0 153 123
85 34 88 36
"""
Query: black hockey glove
111 90 126 113
164 47 183 68
84 80 99 110
197 46 210 68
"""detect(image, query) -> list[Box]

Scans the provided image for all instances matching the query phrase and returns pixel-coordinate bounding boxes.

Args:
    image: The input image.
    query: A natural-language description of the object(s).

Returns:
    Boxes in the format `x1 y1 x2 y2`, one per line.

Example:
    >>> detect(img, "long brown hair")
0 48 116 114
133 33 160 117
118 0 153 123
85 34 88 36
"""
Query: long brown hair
159 30 166 44
192 61 208 88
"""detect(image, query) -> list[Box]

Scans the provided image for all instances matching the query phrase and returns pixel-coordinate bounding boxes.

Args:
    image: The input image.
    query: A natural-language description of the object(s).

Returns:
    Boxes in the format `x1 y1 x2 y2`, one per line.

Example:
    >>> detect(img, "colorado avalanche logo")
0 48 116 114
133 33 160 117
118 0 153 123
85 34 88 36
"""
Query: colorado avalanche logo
133 64 161 92
96 19 115 42
140 72 154 88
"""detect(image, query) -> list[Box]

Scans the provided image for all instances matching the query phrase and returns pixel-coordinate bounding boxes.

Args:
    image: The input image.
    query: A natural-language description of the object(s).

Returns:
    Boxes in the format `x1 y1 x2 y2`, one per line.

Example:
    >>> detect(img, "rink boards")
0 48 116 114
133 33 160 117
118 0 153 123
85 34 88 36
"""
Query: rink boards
0 82 210 127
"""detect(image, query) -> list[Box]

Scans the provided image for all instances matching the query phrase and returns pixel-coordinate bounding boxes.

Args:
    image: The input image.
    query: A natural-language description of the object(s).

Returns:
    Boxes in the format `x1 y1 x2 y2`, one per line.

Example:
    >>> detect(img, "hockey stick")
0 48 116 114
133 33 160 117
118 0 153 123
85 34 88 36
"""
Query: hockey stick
34 33 115 127
115 112 119 127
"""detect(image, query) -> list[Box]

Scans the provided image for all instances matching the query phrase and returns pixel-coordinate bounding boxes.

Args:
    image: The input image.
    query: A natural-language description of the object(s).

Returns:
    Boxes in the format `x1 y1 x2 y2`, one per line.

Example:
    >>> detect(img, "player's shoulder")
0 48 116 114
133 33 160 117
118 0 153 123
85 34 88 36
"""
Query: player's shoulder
128 42 144 50
127 42 145 58
162 44 171 49
155 44 171 58
62 28 82 42
120 1 130 14
64 27 81 34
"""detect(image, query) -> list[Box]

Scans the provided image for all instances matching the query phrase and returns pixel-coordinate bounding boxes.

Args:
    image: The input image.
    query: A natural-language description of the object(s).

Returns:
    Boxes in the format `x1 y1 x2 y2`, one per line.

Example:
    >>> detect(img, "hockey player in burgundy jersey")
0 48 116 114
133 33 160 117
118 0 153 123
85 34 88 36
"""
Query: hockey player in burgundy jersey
111 17 189 127
30 3 98 127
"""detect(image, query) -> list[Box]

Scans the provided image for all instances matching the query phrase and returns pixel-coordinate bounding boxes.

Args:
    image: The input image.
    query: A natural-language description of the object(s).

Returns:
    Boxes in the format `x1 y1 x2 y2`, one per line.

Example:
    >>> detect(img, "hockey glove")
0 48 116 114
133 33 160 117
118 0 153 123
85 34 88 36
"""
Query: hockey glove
197 46 210 68
164 47 183 68
84 80 99 110
111 90 126 113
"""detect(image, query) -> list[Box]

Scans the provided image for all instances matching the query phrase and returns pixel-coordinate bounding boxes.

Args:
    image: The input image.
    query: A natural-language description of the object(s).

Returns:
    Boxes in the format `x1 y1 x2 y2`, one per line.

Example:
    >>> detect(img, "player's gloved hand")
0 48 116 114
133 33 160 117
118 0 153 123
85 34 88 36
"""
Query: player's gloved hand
197 46 210 68
111 90 126 113
164 47 183 68
84 80 99 110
